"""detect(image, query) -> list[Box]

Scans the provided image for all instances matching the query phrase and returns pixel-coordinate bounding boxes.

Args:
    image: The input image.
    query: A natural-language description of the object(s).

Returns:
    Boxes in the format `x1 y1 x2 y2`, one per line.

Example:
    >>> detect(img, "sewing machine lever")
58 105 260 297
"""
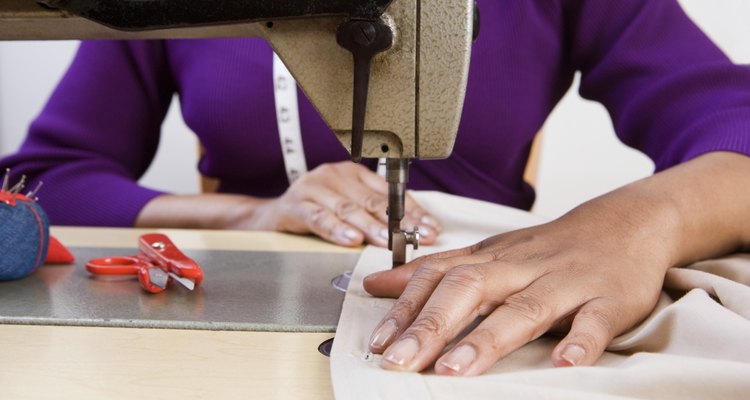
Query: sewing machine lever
336 19 394 163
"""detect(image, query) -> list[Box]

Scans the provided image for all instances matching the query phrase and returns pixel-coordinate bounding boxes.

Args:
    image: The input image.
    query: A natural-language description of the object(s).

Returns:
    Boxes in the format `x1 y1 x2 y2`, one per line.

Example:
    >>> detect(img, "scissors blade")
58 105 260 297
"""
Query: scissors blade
149 268 169 289
168 272 195 290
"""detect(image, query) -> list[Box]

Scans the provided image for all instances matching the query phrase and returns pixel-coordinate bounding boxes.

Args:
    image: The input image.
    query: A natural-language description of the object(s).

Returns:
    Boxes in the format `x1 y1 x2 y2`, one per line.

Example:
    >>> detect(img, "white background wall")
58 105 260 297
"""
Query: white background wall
1 0 749 218
534 0 750 218
0 42 200 194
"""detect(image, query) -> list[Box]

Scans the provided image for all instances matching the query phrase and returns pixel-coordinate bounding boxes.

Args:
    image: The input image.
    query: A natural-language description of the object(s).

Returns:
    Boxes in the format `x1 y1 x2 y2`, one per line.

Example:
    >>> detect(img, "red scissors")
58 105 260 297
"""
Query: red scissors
86 233 203 294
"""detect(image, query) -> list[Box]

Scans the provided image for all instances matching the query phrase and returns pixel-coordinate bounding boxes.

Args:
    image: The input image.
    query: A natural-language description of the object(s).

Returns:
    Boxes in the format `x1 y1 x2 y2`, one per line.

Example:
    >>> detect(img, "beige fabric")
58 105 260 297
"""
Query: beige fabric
331 191 750 399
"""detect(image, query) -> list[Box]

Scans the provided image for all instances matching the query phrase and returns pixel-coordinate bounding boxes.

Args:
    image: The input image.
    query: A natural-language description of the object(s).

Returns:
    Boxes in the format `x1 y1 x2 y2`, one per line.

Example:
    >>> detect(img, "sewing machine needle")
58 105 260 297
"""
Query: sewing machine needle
386 159 419 267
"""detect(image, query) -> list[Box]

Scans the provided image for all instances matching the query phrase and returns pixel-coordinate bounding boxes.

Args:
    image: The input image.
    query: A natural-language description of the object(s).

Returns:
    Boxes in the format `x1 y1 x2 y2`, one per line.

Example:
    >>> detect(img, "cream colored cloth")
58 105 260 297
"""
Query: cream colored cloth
331 192 750 400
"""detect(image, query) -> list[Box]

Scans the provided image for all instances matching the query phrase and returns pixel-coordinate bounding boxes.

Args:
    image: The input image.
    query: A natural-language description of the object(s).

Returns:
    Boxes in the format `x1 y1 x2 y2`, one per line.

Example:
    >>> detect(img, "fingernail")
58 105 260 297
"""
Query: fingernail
343 228 360 241
383 337 419 367
418 226 432 238
379 228 390 240
561 344 586 366
421 215 438 227
440 344 476 374
369 319 398 350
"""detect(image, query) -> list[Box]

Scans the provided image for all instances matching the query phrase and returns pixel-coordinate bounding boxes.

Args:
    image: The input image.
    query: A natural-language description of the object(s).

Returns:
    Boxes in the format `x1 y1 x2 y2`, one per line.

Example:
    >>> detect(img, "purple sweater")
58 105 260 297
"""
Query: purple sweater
3 0 750 227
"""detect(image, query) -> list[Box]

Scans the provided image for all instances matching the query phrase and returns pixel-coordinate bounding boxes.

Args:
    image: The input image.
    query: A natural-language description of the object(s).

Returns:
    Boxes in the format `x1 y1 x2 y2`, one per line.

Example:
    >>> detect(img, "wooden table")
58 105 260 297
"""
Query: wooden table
0 227 360 400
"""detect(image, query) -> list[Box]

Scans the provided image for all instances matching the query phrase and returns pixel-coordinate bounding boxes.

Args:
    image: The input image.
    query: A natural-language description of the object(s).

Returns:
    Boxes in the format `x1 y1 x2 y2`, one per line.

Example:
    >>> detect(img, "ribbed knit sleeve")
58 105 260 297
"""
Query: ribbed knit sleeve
0 41 175 226
564 0 750 170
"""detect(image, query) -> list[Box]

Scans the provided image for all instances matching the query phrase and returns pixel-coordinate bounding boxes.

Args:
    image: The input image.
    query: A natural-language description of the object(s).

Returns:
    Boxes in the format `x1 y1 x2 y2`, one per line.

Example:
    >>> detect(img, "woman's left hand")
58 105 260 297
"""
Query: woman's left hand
363 191 680 375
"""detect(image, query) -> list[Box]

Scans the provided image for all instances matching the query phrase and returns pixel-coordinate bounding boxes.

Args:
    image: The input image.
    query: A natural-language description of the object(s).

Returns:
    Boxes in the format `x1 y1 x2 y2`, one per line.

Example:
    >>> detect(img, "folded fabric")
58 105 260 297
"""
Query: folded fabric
331 191 750 400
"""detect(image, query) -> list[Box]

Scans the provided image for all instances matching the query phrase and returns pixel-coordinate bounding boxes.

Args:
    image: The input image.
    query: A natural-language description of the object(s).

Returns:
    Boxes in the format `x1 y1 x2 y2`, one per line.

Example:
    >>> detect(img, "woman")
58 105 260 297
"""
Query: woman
2 0 749 375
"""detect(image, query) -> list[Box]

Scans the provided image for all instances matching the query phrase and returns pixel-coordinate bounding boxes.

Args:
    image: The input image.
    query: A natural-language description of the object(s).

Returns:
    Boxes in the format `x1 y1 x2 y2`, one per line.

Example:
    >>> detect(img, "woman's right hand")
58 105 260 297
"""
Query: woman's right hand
235 162 440 247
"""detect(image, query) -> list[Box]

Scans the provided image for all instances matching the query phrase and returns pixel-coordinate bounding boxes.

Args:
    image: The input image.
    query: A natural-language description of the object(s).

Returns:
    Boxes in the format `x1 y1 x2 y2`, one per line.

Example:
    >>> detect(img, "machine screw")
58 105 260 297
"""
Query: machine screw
405 227 420 250
352 21 377 46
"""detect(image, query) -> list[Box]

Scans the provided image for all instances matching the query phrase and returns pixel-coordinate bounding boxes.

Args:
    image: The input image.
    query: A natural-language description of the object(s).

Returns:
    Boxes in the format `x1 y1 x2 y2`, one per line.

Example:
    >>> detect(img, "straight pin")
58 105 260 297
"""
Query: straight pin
26 181 43 200
1 168 9 192
9 175 26 195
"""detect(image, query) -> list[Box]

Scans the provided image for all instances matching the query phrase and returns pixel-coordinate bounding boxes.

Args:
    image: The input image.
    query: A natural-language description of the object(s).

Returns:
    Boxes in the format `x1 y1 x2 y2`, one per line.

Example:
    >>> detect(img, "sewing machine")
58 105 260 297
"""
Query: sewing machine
0 0 477 267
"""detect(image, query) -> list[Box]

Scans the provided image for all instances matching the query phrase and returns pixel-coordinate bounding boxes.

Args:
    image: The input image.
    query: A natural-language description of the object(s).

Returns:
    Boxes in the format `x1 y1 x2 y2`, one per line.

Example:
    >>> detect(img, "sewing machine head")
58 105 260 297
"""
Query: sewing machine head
1 0 477 266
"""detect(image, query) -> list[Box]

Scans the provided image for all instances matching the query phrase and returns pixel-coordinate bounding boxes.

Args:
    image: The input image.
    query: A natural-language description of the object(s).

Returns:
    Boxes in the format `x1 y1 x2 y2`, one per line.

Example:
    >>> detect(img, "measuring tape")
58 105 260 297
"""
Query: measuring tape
273 53 308 184
273 53 386 182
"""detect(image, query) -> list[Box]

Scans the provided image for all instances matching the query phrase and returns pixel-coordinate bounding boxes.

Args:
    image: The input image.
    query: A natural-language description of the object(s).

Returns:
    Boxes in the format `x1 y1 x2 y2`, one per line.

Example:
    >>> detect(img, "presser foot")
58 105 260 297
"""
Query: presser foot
391 226 419 268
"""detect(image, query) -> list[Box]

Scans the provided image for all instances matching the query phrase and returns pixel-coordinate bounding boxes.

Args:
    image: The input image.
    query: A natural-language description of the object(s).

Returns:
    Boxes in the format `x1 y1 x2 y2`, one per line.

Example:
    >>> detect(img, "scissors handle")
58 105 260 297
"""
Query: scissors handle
85 256 166 294
86 256 144 275
139 233 203 284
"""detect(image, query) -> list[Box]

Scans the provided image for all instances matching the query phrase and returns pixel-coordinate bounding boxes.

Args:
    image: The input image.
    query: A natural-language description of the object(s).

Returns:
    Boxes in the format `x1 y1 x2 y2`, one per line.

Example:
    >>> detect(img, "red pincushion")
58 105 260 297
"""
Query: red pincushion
1 174 74 281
